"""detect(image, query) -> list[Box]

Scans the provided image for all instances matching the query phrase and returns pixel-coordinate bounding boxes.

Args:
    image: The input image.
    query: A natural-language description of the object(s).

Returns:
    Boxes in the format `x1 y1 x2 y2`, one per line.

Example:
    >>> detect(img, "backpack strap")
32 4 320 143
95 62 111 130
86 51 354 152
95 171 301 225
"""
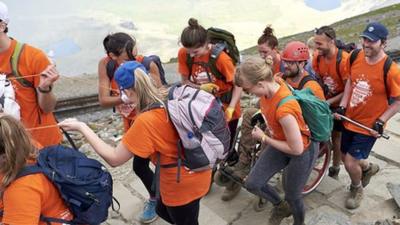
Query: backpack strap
186 53 194 81
297 75 315 90
349 49 361 67
16 165 43 178
383 56 393 102
208 44 226 82
336 49 343 77
10 42 34 88
106 59 117 81
277 95 296 108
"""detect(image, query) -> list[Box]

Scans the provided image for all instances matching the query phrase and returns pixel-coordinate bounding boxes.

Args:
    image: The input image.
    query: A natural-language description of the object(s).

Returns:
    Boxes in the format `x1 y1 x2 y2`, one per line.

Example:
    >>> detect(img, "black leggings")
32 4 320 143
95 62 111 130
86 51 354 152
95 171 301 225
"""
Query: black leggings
156 198 200 225
133 155 155 198
228 119 239 149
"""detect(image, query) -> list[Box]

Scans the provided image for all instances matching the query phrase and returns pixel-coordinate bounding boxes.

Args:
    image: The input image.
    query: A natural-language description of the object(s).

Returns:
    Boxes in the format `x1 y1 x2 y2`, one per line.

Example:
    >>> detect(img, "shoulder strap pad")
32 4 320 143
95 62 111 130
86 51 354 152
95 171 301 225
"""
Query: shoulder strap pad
298 75 315 90
208 44 226 81
349 49 361 67
336 49 343 77
16 165 43 179
10 42 33 88
383 56 393 101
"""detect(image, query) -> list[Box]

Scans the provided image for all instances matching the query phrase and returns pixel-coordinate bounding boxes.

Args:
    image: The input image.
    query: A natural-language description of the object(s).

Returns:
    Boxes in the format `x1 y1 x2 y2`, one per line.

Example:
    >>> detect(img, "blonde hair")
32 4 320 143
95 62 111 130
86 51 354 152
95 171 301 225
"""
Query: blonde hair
307 37 316 51
0 115 37 194
132 69 167 112
235 56 274 87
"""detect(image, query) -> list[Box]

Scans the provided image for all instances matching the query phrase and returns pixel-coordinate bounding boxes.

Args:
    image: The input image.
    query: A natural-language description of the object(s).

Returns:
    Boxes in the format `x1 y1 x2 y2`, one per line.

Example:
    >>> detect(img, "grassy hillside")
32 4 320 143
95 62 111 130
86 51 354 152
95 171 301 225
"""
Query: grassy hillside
241 3 400 55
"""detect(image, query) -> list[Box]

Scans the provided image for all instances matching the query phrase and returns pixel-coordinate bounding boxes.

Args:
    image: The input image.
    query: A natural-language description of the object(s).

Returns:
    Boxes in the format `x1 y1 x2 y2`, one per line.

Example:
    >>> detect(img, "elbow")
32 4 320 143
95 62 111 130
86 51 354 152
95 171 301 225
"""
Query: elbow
291 145 304 156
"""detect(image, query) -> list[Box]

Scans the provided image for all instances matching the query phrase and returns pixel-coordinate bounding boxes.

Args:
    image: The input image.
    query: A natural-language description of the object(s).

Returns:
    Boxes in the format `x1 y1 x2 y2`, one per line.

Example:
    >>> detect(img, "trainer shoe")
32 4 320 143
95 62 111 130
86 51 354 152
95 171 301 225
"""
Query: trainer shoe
328 166 340 180
139 199 158 223
268 200 292 224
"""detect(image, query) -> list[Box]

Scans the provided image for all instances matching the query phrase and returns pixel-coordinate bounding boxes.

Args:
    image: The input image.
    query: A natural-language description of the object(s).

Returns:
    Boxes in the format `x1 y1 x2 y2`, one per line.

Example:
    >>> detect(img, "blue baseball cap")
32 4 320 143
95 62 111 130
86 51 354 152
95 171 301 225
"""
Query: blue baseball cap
114 61 147 90
360 22 388 42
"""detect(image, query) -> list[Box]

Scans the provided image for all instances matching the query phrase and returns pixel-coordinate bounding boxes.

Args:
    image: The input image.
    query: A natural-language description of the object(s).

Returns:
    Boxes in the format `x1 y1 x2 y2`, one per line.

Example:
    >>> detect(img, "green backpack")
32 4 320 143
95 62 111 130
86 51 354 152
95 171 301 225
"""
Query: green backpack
277 85 333 142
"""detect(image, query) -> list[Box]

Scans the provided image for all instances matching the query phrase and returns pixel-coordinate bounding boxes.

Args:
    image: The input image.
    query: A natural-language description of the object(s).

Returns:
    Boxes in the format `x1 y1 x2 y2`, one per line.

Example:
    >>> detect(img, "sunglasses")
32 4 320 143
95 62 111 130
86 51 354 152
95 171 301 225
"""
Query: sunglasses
314 28 334 40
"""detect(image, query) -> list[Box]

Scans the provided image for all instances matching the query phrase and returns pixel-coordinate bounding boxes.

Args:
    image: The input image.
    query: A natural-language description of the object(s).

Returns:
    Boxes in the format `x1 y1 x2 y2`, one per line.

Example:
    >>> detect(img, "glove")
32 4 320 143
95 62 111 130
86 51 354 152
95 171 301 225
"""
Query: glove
372 119 385 135
250 110 264 127
333 106 346 120
225 107 235 122
200 83 219 94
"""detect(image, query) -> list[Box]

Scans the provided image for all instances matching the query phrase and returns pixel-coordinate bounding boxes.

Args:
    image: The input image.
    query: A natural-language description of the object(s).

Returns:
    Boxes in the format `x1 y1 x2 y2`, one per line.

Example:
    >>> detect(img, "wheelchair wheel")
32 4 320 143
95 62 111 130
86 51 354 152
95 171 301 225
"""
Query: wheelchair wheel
302 142 331 195
281 142 331 195
253 196 269 212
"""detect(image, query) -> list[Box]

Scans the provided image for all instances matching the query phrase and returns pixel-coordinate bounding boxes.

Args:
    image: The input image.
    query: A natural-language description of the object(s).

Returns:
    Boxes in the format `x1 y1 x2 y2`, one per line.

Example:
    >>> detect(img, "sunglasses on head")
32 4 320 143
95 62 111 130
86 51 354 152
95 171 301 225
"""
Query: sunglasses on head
314 28 334 40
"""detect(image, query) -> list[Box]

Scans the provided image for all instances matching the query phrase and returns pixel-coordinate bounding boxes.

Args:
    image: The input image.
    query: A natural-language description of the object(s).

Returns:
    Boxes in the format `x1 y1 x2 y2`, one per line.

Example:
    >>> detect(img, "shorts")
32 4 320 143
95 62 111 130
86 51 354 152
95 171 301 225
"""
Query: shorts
333 119 344 132
340 128 377 160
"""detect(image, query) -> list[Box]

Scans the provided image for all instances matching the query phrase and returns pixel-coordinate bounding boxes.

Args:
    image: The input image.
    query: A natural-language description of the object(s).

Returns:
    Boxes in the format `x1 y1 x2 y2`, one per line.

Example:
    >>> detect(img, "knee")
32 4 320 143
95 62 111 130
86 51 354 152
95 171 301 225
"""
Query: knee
244 177 261 193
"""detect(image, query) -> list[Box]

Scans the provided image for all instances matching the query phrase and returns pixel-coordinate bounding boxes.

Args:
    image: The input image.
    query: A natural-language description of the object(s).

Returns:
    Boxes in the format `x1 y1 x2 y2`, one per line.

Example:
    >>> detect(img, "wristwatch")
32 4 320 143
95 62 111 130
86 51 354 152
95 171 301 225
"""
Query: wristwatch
37 85 52 93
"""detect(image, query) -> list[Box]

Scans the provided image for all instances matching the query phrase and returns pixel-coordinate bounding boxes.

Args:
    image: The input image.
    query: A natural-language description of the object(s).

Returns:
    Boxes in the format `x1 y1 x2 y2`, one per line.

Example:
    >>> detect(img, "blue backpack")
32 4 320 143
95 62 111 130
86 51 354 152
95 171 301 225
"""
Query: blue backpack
11 145 117 225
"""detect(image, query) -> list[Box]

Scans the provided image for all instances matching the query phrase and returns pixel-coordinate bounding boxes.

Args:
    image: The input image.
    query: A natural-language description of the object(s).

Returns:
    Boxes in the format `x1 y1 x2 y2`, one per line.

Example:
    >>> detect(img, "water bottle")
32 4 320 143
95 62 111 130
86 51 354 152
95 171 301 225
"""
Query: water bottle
47 50 56 66
186 131 201 149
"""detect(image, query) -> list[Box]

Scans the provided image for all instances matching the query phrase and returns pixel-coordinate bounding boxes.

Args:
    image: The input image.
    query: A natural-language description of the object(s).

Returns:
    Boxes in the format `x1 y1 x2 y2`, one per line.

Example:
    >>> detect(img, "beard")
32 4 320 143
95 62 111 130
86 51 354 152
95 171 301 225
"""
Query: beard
318 48 330 57
363 45 379 58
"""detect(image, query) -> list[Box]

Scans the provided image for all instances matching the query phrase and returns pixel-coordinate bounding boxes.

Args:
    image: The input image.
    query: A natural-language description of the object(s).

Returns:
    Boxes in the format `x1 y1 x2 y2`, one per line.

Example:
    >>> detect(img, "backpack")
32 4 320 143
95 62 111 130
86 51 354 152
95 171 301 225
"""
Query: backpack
9 145 117 225
335 39 357 53
165 84 231 172
186 27 240 82
349 49 393 103
0 74 20 120
277 84 333 142
106 55 168 86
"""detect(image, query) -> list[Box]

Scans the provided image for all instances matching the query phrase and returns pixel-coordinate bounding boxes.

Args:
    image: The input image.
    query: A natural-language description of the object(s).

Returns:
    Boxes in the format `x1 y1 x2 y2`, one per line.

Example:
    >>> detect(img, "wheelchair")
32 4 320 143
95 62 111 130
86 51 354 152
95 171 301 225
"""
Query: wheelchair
213 110 331 211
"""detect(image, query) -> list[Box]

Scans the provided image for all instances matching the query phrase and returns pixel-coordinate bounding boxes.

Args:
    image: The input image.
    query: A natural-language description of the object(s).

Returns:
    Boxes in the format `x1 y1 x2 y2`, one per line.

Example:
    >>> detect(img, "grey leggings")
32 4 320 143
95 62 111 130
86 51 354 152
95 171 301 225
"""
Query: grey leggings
245 142 318 225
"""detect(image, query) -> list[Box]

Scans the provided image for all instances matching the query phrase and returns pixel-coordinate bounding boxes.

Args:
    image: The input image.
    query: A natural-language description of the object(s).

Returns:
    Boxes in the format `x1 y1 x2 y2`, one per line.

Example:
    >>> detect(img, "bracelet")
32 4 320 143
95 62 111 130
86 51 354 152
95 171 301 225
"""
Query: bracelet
37 85 52 93
261 135 267 144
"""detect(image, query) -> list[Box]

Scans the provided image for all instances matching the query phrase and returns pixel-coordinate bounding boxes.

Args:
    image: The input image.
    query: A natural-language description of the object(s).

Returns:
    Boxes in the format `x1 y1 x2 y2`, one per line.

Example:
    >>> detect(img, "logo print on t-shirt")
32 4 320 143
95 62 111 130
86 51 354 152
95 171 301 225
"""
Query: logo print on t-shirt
350 76 372 108
192 66 215 85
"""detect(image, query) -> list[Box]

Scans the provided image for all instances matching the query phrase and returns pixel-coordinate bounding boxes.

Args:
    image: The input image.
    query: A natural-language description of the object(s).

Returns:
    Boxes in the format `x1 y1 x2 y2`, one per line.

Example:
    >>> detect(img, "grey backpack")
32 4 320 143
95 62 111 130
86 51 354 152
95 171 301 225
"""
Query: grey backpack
167 84 231 172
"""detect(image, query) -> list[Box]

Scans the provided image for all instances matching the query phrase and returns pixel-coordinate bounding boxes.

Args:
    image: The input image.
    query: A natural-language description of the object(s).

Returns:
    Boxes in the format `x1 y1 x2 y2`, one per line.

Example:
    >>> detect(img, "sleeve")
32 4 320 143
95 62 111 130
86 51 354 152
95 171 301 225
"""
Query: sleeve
29 47 51 88
122 114 156 159
339 51 349 81
276 100 299 120
387 63 400 98
304 81 326 100
215 52 235 83
2 182 42 225
178 48 190 78
312 51 320 74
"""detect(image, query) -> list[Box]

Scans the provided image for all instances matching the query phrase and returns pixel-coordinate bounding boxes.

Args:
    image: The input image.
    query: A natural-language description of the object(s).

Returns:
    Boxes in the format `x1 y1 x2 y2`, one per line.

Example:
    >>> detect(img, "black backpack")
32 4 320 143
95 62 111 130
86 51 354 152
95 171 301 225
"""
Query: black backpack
106 55 168 85
349 49 393 103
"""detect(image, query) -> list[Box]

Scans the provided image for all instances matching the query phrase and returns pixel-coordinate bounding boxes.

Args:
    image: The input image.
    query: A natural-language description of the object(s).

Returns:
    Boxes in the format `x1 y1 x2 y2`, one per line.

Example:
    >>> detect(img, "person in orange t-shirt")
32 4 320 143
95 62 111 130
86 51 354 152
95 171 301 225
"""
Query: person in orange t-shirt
235 56 318 224
334 22 400 210
213 25 284 202
282 41 326 101
177 18 242 153
0 2 61 147
313 25 350 180
98 32 165 223
0 114 73 225
59 62 211 225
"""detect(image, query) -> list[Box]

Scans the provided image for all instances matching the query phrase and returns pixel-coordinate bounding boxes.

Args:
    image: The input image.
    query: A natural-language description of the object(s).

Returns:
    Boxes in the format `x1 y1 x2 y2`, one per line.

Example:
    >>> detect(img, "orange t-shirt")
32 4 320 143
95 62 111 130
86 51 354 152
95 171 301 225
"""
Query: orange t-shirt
273 54 283 75
312 48 349 99
343 50 400 135
177 47 241 120
122 108 212 206
260 79 311 150
1 169 73 224
286 73 326 101
0 39 62 147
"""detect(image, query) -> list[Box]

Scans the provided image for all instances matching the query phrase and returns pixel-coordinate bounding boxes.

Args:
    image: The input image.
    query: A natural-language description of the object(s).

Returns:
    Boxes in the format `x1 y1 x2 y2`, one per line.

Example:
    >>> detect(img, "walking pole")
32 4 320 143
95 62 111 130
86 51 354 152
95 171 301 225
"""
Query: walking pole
337 114 390 140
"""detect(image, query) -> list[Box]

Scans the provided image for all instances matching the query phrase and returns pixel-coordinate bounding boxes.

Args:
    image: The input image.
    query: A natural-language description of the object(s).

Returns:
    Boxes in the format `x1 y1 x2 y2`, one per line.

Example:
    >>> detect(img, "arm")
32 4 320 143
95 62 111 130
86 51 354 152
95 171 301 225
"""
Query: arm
326 92 344 106
339 79 352 108
37 65 58 113
98 59 123 108
252 115 304 155
59 119 134 167
228 85 242 109
379 97 400 122
148 61 163 88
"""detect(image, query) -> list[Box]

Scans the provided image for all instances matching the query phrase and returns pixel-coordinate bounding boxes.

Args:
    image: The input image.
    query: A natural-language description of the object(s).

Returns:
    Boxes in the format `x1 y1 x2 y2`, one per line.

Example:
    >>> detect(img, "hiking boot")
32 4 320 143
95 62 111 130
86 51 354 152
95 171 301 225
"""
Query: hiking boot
268 200 292 224
139 199 158 223
230 161 251 181
345 185 363 209
221 182 241 201
362 163 380 187
328 166 340 180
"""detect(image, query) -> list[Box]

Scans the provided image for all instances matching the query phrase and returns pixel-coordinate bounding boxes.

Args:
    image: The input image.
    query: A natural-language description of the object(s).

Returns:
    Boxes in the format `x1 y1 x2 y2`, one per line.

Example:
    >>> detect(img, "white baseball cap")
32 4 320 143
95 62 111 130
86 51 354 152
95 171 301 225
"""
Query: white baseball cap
0 1 9 24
